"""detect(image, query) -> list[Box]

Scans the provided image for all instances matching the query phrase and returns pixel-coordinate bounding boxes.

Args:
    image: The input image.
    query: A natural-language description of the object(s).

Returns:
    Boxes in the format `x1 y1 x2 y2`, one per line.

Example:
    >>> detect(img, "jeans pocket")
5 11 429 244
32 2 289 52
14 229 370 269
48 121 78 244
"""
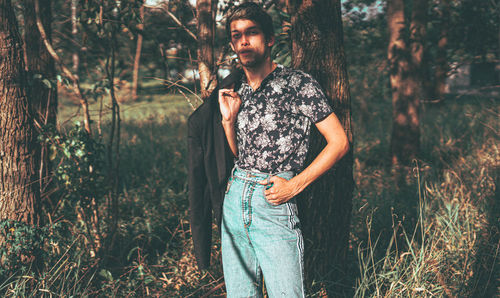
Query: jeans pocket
262 193 287 209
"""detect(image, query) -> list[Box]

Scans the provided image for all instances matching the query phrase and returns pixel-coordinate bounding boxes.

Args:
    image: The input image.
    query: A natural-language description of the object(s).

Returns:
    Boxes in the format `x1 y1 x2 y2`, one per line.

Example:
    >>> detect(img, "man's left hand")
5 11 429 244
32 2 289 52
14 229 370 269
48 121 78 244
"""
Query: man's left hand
259 176 299 205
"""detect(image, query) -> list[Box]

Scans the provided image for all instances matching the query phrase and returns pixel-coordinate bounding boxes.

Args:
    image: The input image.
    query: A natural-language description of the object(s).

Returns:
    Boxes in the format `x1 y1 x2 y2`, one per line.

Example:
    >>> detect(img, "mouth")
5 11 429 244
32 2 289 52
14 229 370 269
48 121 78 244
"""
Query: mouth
239 50 253 56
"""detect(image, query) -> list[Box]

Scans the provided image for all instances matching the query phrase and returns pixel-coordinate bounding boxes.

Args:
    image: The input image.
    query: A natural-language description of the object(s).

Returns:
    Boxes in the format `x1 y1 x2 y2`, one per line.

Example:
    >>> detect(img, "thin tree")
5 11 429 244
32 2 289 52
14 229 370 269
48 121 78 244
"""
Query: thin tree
132 3 144 101
196 0 218 99
0 0 40 226
433 0 450 100
387 0 428 166
71 0 79 74
288 0 354 294
410 0 428 97
23 0 57 207
34 0 91 135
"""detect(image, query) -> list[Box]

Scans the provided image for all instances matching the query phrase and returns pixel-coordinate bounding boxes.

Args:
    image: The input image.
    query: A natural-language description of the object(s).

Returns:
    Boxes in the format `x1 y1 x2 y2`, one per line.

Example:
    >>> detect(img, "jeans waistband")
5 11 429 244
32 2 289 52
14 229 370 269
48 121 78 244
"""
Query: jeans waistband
231 165 294 184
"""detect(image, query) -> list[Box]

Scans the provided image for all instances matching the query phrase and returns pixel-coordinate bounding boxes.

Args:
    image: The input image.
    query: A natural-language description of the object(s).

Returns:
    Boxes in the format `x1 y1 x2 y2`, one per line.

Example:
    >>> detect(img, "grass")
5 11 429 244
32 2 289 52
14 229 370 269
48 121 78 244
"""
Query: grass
1 80 498 297
350 93 499 297
57 80 200 127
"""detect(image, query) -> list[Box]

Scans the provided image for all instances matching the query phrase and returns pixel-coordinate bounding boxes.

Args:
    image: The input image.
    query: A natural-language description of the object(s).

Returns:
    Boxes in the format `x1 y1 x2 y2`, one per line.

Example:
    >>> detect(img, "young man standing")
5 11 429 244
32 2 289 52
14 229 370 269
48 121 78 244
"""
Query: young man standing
219 3 349 297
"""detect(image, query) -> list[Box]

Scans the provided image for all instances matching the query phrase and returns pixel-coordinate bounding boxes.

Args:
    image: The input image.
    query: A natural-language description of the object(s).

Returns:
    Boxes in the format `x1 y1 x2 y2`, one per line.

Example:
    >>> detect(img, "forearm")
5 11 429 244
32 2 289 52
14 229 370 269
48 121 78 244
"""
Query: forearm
260 113 349 204
222 120 238 157
290 138 349 194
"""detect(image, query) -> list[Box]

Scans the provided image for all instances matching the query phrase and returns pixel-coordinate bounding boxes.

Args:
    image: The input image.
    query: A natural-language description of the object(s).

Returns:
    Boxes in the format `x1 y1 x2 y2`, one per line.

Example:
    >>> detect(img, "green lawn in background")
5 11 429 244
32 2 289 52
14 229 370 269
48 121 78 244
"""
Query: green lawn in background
57 80 200 126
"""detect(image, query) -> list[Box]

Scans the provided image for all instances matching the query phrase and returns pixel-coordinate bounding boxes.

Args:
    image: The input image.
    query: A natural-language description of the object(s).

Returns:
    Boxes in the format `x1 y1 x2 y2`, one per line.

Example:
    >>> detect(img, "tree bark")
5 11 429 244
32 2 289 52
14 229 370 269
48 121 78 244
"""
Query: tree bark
196 0 218 100
132 4 144 101
71 0 79 74
410 0 428 100
0 0 40 226
387 0 421 166
23 0 57 206
434 0 450 100
288 0 354 294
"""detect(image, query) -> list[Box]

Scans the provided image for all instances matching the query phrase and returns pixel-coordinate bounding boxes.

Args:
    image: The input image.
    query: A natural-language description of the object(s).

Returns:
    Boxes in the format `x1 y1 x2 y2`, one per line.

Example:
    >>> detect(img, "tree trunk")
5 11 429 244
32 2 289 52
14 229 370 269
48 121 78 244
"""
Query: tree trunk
434 0 450 100
410 0 428 100
0 0 40 226
387 0 420 166
23 0 57 208
132 4 144 101
196 0 218 100
288 0 354 294
71 0 79 74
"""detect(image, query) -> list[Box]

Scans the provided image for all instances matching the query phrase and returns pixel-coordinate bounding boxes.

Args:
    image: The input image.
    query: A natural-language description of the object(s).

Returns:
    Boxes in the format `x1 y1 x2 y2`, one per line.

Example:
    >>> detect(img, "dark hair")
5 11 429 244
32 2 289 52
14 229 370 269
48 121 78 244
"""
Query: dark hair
225 2 274 41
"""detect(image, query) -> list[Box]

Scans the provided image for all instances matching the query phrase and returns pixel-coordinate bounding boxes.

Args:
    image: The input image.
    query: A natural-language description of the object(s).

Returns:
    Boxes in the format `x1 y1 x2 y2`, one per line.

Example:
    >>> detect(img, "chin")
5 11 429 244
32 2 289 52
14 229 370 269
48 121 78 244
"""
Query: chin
240 59 262 68
241 61 257 67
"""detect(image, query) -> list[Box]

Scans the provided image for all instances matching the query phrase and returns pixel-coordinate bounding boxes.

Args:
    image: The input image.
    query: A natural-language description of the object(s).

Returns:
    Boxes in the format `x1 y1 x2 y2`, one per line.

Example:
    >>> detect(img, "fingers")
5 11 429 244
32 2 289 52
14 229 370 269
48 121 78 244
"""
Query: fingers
219 89 241 108
259 175 279 186
219 89 241 122
261 176 295 205
266 192 287 205
266 191 290 204
219 89 239 98
263 176 285 196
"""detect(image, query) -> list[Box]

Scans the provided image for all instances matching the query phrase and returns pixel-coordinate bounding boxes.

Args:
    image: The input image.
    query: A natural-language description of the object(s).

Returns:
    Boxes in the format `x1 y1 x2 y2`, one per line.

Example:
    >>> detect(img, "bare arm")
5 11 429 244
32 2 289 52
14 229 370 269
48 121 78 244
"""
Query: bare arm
219 89 241 157
260 113 349 204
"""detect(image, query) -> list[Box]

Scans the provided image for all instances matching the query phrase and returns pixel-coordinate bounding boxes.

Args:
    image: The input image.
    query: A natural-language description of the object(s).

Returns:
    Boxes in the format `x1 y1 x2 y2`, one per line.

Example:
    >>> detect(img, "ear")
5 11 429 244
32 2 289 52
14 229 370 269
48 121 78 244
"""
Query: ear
267 36 275 48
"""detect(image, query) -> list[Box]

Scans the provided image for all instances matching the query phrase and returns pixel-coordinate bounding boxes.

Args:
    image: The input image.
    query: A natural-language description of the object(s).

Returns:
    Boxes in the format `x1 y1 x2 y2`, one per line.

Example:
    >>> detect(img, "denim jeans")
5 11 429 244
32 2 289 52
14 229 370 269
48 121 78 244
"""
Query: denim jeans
221 166 305 298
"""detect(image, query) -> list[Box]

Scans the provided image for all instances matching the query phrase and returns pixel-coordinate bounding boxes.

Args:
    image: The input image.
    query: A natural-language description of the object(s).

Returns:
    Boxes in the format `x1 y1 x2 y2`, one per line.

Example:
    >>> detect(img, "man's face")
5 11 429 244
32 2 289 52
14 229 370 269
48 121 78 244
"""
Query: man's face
230 19 274 68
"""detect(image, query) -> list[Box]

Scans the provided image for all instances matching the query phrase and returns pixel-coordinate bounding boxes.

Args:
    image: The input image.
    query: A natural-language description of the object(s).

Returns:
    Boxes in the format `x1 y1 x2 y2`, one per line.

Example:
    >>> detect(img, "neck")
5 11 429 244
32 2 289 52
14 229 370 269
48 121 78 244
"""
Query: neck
243 58 276 90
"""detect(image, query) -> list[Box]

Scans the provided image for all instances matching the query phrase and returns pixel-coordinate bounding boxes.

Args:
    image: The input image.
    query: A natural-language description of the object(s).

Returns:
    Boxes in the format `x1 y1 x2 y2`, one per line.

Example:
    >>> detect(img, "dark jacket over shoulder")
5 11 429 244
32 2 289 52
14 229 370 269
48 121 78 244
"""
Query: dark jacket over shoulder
187 71 241 270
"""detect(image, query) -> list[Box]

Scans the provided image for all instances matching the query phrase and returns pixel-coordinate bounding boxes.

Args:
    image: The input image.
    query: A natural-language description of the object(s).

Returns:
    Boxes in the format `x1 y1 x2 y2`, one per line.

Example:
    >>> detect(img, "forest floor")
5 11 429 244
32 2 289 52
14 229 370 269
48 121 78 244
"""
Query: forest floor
1 83 497 297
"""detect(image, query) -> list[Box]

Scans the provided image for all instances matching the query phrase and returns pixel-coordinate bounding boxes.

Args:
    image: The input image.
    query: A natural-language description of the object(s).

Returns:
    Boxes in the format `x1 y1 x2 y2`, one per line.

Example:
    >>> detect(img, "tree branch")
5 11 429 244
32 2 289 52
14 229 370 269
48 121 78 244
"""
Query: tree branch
34 0 92 135
144 4 198 41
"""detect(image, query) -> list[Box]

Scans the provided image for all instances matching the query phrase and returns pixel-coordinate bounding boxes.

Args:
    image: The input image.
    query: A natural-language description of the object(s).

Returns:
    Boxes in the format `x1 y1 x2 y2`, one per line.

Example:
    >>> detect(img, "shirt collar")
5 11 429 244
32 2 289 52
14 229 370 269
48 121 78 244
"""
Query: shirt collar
241 63 284 92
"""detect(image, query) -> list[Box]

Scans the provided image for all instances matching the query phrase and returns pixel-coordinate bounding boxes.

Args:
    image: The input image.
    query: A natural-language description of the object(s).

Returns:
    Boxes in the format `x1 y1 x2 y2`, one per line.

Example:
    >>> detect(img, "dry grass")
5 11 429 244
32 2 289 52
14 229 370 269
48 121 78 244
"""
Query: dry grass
0 91 497 297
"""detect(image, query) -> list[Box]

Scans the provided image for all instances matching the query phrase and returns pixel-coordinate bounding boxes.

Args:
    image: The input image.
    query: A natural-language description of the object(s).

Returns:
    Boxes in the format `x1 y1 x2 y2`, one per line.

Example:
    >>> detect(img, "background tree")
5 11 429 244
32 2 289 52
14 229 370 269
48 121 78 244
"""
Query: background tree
288 0 354 294
0 0 40 226
71 0 79 74
387 0 428 167
23 0 57 208
432 0 450 100
196 0 218 99
132 3 144 101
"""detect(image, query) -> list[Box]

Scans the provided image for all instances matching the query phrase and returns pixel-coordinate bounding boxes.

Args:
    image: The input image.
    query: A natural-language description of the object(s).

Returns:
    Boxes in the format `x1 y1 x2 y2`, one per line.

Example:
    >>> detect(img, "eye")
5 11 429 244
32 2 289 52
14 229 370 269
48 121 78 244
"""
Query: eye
232 33 241 40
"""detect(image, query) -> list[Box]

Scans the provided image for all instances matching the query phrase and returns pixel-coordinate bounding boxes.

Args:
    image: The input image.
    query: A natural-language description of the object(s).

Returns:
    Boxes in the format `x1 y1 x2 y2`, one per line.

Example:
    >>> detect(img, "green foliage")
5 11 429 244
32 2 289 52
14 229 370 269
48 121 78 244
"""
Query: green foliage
0 221 99 296
0 220 51 278
39 123 107 208
447 0 499 62
269 7 291 66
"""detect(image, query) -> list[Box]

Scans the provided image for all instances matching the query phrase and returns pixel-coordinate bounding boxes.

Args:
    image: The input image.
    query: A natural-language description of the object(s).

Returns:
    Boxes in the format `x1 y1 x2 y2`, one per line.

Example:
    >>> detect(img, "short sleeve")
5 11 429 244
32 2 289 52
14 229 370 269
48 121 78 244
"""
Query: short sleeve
294 72 333 123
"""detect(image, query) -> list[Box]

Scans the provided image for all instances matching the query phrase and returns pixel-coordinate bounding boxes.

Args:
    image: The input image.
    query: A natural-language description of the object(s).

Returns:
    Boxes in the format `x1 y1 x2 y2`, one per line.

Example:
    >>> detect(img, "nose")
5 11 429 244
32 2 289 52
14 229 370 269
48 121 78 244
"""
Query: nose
240 35 249 46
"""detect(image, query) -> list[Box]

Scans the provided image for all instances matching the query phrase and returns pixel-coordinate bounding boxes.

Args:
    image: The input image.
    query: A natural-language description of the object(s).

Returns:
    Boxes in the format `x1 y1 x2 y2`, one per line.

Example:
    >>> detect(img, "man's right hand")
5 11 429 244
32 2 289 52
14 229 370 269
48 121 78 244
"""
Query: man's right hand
219 89 241 124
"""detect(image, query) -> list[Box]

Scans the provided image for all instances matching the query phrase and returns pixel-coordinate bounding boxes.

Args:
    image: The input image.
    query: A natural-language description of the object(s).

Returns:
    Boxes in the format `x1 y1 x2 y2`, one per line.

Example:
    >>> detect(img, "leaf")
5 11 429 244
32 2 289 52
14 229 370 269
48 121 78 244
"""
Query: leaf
42 79 52 88
75 149 85 158
144 276 154 285
99 269 114 281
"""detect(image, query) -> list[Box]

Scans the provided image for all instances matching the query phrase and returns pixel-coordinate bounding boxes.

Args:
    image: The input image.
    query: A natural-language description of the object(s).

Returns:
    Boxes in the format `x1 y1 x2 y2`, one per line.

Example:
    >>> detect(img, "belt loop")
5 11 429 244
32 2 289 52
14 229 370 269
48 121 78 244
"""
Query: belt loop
230 165 237 180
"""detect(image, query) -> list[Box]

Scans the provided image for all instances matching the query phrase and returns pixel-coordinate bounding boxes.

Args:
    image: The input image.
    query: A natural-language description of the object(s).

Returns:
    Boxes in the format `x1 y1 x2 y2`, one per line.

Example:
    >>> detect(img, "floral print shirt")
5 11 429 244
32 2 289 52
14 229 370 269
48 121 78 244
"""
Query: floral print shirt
235 64 333 173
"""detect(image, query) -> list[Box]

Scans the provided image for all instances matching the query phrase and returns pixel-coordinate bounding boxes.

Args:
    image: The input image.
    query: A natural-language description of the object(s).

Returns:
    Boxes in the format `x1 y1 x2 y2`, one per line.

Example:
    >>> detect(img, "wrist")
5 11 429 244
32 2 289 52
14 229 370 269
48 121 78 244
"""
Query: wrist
221 119 235 126
290 176 307 195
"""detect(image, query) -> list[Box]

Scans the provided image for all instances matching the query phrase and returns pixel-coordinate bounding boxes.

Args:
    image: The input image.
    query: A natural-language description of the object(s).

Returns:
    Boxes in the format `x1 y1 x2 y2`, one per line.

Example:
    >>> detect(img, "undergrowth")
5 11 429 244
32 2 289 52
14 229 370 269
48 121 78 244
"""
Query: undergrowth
0 94 497 297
